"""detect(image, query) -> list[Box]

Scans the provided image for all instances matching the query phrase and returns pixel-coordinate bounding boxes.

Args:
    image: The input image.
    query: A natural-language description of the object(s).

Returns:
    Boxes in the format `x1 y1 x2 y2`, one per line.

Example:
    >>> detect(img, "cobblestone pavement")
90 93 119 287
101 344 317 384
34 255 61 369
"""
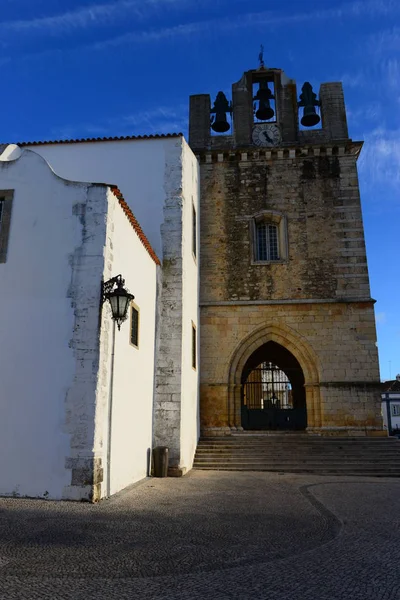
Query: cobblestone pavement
0 471 399 599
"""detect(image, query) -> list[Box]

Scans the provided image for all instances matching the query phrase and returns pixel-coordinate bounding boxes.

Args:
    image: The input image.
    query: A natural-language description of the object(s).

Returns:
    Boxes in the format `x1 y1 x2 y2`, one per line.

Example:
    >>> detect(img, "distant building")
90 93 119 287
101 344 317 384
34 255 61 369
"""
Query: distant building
381 376 400 435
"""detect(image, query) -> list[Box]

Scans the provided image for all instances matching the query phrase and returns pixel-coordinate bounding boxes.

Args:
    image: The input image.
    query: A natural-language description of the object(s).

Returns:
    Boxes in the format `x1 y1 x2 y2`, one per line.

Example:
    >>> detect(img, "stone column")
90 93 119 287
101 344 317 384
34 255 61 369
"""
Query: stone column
319 82 349 140
232 73 253 147
189 94 211 151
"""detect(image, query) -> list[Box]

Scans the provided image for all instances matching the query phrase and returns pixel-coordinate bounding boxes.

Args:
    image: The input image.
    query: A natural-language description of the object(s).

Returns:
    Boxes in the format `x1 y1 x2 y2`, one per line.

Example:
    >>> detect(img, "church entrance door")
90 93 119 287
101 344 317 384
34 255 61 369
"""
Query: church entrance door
241 342 307 431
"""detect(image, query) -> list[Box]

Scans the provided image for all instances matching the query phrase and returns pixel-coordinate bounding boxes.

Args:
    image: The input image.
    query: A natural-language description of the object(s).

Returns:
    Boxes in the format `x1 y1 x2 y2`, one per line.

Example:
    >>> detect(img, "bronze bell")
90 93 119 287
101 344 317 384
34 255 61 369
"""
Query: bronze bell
298 82 321 127
253 80 275 121
210 91 232 133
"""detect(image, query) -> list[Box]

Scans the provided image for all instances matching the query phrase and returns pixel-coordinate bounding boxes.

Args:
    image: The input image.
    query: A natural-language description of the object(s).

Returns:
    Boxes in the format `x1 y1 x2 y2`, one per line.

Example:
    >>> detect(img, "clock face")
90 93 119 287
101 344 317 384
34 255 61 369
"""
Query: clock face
252 123 281 147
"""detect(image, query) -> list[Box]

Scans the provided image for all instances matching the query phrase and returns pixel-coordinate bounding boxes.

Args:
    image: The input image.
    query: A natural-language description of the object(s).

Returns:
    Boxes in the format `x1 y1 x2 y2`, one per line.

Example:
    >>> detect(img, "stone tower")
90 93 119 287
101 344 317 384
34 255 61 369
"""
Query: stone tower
189 65 383 436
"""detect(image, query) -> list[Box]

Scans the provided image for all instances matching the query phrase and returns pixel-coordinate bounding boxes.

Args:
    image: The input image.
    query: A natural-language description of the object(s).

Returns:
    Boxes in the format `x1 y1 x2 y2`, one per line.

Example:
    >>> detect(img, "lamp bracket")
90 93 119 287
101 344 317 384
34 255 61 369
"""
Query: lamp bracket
102 274 125 303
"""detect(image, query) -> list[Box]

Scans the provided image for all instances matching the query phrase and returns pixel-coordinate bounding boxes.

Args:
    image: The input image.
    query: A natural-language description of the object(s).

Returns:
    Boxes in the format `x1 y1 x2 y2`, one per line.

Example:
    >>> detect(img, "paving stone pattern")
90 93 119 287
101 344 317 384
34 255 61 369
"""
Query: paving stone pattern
0 471 399 599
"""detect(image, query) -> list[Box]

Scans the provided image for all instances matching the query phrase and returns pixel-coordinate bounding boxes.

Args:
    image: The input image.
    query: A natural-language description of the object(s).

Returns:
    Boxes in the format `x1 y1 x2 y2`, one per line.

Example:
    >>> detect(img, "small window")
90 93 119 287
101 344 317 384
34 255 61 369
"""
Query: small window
192 323 196 370
392 404 400 417
192 203 197 259
0 190 14 263
256 222 279 261
251 211 287 264
130 305 139 348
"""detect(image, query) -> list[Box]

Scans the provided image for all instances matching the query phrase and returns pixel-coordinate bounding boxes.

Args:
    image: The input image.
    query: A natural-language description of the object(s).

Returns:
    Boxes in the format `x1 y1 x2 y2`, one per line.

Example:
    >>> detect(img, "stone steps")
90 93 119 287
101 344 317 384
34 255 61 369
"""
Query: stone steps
193 436 400 477
196 450 400 454
194 456 400 463
195 460 400 463
193 467 400 476
197 437 396 443
195 450 400 454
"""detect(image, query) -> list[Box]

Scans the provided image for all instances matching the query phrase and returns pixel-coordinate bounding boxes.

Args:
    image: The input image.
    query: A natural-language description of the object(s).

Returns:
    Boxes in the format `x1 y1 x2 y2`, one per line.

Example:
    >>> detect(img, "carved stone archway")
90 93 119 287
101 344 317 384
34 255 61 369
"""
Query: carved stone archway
227 323 321 431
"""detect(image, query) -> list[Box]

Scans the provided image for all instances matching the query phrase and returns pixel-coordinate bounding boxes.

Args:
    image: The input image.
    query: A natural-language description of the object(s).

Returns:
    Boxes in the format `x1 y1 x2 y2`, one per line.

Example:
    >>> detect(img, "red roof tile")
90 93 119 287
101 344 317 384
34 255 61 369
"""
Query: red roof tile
17 133 182 146
110 186 161 266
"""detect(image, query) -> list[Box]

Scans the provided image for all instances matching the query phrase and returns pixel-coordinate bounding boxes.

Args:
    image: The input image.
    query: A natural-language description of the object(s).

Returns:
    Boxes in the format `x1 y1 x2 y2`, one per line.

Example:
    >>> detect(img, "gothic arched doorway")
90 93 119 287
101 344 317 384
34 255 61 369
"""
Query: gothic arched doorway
241 341 307 430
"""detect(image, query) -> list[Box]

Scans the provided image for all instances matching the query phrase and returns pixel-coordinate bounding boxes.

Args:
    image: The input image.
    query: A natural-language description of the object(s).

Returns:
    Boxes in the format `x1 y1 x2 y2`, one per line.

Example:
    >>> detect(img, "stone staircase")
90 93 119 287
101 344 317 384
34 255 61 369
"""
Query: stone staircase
193 434 400 477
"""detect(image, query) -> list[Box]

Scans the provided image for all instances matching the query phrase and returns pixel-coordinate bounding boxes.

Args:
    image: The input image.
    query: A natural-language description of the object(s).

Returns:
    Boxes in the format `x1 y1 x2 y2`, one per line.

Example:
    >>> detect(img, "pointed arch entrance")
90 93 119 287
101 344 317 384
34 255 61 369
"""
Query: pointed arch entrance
241 342 306 430
228 324 321 431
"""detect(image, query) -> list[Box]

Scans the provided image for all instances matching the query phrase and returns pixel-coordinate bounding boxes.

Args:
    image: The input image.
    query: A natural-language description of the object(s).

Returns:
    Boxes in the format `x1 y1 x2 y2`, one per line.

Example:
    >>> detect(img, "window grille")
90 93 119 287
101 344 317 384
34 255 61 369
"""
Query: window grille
392 404 400 417
130 306 139 347
256 222 279 261
192 324 196 370
0 191 14 263
192 204 197 258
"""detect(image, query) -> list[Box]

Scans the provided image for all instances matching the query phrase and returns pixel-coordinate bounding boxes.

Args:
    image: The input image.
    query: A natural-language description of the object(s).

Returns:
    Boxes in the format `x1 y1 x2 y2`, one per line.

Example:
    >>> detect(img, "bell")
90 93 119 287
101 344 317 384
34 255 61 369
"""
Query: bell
253 80 275 121
211 113 230 133
301 106 320 127
256 102 274 122
298 82 321 128
210 91 232 133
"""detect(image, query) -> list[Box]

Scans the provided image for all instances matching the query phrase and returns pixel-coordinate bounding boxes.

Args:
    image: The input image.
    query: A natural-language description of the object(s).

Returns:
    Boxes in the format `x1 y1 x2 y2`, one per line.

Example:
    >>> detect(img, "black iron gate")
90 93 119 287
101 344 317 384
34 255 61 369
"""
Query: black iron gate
241 363 307 430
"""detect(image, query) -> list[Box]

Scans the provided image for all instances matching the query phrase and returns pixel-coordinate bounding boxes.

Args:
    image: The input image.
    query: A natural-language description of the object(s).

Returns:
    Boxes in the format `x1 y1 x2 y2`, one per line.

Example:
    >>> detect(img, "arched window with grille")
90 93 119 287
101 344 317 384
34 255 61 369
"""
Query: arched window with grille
251 211 288 264
256 222 280 261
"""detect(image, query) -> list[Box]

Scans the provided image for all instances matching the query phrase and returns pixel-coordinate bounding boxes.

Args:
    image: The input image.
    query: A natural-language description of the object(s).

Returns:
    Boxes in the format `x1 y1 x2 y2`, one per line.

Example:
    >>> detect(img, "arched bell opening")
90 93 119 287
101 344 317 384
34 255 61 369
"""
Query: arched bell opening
241 341 307 431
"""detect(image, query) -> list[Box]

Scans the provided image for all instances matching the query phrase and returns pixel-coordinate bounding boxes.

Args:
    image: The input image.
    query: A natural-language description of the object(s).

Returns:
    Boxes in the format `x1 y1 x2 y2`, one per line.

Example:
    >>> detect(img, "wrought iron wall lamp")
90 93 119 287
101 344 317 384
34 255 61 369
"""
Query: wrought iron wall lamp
102 274 134 330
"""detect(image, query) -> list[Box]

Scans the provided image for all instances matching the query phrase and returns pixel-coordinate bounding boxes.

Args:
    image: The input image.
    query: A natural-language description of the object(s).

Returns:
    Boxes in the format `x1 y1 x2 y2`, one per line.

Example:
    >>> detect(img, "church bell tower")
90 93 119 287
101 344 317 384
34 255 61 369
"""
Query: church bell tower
189 61 383 436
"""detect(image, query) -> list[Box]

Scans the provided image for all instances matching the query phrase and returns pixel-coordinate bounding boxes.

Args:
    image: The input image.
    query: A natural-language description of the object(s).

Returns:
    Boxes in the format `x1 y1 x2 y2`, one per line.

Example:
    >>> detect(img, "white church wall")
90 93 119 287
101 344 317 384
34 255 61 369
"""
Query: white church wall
24 135 201 478
24 137 183 258
179 140 200 472
152 138 200 474
0 149 108 500
152 140 185 467
62 184 110 502
95 189 158 498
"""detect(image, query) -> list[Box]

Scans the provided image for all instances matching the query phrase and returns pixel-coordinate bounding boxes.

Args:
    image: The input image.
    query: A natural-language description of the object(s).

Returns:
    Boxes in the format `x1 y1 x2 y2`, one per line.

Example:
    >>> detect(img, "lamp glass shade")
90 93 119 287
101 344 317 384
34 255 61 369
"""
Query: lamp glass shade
109 289 130 320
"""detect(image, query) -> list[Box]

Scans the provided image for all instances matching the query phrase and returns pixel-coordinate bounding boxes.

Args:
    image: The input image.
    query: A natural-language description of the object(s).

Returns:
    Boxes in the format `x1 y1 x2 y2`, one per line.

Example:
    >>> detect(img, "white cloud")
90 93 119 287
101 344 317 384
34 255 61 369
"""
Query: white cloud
338 68 371 89
382 58 400 92
346 102 382 125
359 127 400 187
376 312 387 324
0 0 189 34
2 0 399 42
369 26 400 56
91 21 205 48
339 72 368 89
339 59 400 133
49 105 188 140
89 2 400 50
0 0 398 70
338 57 400 92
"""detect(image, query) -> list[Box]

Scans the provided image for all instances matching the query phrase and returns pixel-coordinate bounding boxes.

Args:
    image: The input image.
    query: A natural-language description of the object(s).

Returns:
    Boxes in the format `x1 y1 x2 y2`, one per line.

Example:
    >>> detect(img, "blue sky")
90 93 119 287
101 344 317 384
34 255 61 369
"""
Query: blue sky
1 0 399 379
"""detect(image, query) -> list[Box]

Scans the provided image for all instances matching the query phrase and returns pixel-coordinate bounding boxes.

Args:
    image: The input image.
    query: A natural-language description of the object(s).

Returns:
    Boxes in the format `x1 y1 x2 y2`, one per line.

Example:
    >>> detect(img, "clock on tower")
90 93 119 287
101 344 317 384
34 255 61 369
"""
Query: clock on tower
252 123 281 147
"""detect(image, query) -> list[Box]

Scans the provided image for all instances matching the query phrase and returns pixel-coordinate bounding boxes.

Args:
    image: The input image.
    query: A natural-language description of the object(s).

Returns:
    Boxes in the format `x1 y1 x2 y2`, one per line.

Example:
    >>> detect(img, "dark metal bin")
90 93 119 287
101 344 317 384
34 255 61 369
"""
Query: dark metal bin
152 446 169 477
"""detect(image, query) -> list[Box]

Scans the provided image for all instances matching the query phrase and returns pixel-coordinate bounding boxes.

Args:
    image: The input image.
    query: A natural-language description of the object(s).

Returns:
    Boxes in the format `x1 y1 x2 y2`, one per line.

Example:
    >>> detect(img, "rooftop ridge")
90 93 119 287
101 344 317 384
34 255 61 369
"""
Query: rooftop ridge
382 380 400 393
16 133 183 146
110 185 161 266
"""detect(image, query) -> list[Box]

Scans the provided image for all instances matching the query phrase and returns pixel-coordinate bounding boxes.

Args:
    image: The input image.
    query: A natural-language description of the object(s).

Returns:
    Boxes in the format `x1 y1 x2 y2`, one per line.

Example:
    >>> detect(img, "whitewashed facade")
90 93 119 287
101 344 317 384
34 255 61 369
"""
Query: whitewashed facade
382 396 400 434
381 376 400 435
0 135 200 501
0 147 157 501
25 135 200 478
24 135 191 258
